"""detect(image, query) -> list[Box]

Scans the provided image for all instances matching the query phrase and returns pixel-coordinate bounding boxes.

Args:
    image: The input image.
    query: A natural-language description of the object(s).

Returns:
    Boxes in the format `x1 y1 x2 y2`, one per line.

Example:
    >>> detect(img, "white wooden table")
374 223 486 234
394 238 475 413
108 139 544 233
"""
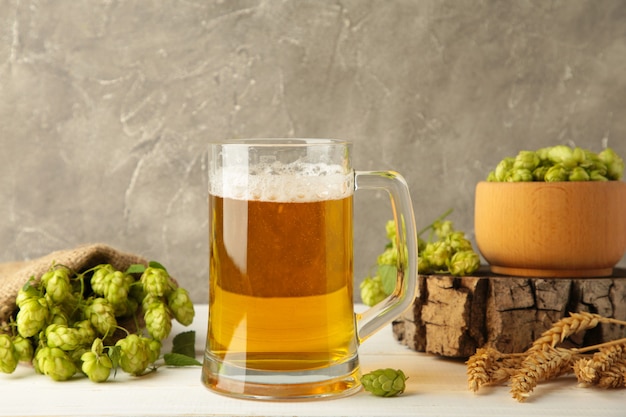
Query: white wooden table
1 305 624 417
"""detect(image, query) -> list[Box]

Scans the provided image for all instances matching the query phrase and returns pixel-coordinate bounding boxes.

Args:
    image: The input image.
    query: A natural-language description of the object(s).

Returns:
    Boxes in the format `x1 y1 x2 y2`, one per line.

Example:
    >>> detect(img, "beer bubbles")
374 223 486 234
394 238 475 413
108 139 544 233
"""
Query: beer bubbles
211 160 354 203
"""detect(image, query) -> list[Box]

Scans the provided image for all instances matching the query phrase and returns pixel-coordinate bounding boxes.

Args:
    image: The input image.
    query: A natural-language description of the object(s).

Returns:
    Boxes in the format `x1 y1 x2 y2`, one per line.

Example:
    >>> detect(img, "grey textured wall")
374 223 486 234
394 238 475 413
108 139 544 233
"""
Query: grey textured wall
1 0 625 303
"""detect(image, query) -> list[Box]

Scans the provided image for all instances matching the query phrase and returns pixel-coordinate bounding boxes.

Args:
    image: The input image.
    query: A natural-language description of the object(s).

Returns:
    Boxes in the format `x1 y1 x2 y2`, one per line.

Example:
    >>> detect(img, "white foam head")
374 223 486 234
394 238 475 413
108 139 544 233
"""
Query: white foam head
210 161 354 202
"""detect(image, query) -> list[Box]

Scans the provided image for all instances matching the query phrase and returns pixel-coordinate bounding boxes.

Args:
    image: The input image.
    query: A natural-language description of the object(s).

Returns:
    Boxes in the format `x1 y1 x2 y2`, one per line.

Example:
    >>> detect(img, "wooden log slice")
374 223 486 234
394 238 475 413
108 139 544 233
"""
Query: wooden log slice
392 267 626 358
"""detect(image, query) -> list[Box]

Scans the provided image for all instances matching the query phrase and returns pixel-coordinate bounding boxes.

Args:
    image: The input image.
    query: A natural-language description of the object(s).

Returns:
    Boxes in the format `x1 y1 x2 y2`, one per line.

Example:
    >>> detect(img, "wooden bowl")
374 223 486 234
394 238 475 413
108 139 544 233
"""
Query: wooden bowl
474 181 626 277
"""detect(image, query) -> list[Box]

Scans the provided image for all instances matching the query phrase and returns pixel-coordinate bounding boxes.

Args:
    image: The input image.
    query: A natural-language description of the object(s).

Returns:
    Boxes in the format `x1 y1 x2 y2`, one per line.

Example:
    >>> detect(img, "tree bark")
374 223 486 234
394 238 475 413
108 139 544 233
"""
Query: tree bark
392 267 626 358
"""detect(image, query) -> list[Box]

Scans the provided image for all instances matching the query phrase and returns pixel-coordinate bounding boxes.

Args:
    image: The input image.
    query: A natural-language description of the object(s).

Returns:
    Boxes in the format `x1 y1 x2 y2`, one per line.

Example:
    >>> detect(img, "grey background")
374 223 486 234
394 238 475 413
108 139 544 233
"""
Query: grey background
2 0 625 304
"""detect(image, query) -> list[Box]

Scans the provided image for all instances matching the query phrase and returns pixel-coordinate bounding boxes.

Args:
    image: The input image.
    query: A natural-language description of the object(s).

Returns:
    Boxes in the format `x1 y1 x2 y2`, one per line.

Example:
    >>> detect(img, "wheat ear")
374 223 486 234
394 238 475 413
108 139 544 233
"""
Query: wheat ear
510 347 577 402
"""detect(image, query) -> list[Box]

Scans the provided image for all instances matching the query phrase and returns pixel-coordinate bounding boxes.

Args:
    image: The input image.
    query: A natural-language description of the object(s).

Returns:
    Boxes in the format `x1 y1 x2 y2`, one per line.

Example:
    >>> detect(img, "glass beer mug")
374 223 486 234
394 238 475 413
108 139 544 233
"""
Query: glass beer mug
202 139 417 400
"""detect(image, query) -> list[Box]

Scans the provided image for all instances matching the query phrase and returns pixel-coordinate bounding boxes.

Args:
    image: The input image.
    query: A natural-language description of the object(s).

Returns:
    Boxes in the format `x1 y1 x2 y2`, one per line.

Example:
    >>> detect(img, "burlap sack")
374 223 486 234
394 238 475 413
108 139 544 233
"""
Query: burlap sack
0 243 148 327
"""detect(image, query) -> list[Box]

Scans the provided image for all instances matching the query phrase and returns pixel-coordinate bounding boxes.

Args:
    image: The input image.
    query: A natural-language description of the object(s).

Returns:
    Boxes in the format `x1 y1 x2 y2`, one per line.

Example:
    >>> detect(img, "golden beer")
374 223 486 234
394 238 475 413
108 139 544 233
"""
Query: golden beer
207 193 356 372
203 139 418 400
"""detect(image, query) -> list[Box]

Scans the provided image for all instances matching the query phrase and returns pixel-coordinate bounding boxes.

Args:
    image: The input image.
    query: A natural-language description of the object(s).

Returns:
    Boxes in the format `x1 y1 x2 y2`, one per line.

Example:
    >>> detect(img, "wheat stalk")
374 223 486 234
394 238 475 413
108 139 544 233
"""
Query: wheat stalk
574 341 626 385
467 347 493 392
596 358 626 389
467 347 524 392
510 347 577 402
529 312 601 351
466 312 626 401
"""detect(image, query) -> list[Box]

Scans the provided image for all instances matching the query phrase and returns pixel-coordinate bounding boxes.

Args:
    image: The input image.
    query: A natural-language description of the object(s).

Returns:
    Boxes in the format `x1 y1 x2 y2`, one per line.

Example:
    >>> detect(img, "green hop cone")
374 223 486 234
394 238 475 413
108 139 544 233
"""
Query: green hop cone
361 368 407 397
417 255 431 274
144 301 172 341
589 170 609 181
34 346 77 381
506 168 533 182
447 250 481 276
104 270 135 314
532 165 550 181
12 335 34 363
418 236 427 253
535 146 551 163
15 281 41 309
141 294 161 313
544 164 569 182
581 150 608 177
569 166 590 181
423 241 452 270
444 231 473 252
147 338 162 364
377 247 398 266
433 220 453 240
115 334 152 376
81 351 112 383
492 157 514 182
168 287 195 326
80 338 112 383
0 334 18 374
360 276 387 307
141 267 174 298
74 320 96 346
513 150 540 171
114 297 139 318
384 219 397 242
69 346 89 368
488 146 624 183
45 324 81 351
90 264 115 296
47 304 70 326
128 281 146 303
599 147 624 180
547 145 579 168
16 297 50 338
83 298 117 337
40 266 72 304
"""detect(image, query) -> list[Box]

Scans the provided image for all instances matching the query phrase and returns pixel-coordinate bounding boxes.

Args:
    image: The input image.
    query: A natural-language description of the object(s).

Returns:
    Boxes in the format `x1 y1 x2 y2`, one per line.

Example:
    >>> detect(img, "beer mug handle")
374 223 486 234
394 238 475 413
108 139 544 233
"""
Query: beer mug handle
354 171 418 343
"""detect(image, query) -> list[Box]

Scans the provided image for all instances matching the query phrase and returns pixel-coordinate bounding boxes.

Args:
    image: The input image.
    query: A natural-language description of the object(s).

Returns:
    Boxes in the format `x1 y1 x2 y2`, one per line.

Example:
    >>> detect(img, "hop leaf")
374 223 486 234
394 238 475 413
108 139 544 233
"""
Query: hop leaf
361 368 407 397
164 331 201 366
